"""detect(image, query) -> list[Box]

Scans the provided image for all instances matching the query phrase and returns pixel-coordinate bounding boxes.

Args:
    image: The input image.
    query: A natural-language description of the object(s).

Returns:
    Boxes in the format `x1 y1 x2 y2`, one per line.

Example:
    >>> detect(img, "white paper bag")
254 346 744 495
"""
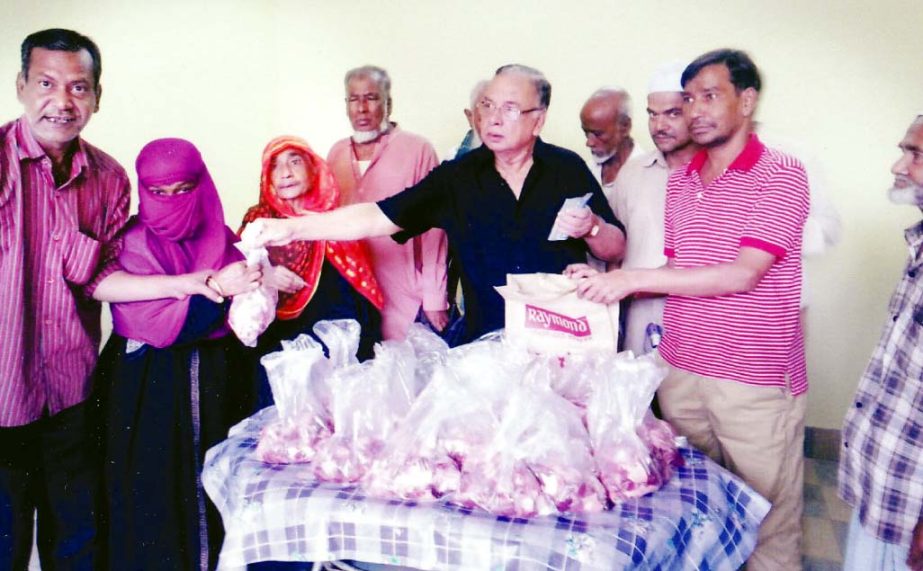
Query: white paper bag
495 273 619 354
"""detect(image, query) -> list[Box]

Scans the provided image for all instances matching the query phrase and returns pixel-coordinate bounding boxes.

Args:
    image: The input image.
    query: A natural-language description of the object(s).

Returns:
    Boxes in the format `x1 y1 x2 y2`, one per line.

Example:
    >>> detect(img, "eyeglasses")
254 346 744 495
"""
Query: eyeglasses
476 99 544 121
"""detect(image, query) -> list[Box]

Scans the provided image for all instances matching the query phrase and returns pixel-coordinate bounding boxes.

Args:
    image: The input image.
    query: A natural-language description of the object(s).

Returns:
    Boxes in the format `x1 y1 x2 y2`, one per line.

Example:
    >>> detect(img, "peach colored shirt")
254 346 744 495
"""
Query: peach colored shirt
328 127 447 340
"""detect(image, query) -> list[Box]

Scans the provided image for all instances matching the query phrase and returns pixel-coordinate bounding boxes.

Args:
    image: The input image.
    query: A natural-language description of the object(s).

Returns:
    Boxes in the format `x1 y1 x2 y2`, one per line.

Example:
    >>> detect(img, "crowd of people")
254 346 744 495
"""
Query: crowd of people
0 26 920 571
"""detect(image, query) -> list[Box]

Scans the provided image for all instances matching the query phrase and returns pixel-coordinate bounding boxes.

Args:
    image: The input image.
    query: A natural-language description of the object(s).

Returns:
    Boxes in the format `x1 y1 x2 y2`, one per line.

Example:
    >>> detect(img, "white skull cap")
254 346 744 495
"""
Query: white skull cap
647 61 687 95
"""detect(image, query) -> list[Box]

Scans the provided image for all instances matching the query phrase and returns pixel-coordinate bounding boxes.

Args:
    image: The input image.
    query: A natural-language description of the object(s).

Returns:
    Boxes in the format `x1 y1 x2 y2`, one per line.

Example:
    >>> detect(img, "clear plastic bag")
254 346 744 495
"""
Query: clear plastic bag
454 381 606 517
364 334 524 503
363 368 467 501
228 246 278 347
255 334 334 464
587 353 677 502
313 338 419 483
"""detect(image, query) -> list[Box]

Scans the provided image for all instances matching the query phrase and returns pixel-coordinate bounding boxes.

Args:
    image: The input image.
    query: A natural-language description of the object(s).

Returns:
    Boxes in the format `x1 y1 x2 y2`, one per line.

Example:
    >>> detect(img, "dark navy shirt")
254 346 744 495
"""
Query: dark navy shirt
379 139 622 342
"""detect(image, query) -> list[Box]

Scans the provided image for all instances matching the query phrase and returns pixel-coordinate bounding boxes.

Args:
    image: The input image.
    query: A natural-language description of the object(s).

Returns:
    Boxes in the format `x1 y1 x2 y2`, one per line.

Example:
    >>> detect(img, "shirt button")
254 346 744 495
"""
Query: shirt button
47 278 54 284
52 234 60 241
855 401 863 409
696 191 703 200
843 441 849 448
909 270 917 278
893 314 899 322
44 319 52 326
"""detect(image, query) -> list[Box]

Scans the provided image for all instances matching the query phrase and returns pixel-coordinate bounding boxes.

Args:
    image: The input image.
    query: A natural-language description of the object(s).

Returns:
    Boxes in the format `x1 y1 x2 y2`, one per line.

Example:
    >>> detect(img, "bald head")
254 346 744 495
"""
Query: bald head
580 88 632 163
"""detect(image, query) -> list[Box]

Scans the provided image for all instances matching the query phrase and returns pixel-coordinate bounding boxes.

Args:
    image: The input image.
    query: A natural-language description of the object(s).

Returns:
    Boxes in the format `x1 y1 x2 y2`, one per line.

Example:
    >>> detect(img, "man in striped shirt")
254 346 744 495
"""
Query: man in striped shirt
0 28 130 570
568 49 809 570
0 28 216 569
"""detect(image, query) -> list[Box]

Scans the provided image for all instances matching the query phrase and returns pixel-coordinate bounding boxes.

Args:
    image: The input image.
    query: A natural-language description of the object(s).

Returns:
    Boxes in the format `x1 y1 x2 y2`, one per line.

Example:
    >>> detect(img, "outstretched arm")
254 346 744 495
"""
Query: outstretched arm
93 269 222 303
565 246 775 304
242 203 401 247
93 262 261 303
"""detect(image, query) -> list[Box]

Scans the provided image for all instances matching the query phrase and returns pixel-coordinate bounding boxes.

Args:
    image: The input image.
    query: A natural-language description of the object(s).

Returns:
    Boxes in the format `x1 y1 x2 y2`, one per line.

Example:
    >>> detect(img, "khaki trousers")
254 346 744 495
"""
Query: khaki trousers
657 364 806 571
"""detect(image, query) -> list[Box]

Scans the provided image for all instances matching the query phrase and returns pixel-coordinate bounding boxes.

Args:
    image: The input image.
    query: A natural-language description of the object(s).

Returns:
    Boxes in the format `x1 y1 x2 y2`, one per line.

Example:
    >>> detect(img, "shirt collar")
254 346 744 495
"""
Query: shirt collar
14 116 88 182
644 150 667 169
477 136 549 169
685 133 765 175
905 219 923 256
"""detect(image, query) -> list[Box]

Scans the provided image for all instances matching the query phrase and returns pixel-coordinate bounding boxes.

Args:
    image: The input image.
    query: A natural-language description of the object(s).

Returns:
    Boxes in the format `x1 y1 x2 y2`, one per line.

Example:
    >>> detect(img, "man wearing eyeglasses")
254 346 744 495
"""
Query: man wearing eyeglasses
326 65 449 341
245 64 626 345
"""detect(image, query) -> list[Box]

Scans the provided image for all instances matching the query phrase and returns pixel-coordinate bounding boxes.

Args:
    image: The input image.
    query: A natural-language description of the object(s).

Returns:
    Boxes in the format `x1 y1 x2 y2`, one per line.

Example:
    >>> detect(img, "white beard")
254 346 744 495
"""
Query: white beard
351 119 391 144
591 150 616 165
888 183 923 206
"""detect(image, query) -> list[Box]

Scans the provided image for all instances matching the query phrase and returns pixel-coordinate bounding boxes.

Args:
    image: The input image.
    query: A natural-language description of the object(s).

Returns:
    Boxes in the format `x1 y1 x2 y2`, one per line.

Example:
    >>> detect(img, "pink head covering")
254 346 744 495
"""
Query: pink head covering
112 138 242 348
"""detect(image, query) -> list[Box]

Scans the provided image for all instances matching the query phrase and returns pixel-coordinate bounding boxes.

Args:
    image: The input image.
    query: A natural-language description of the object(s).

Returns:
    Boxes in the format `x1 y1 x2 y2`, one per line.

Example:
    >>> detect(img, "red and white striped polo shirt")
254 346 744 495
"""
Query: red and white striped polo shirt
659 134 810 395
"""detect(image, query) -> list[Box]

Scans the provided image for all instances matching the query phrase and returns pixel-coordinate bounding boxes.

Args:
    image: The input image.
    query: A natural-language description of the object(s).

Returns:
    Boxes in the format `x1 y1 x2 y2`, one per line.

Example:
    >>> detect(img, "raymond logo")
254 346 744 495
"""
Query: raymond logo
524 304 591 337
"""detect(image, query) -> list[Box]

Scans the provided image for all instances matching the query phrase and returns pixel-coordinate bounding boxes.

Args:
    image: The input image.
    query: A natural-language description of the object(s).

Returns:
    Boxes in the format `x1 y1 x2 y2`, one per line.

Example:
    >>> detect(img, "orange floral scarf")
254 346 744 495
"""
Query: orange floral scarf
239 136 383 320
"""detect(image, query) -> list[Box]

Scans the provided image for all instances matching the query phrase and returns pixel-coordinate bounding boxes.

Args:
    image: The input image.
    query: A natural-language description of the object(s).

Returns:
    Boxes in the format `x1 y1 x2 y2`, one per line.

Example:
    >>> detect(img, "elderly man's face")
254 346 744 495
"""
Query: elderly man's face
888 119 923 206
647 91 692 155
477 73 545 155
580 95 629 163
682 64 755 149
346 75 388 135
16 47 99 158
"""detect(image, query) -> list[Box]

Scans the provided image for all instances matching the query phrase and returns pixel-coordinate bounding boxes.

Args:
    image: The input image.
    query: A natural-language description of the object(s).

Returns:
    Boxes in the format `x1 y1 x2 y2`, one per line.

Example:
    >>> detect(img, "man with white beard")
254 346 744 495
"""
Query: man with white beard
579 87 643 201
327 65 449 340
838 114 923 571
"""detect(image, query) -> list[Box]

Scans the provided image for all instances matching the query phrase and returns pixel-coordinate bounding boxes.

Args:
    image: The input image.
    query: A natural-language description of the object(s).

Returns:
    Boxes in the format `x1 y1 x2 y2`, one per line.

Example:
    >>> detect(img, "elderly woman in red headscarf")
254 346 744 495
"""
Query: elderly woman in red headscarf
240 136 383 369
93 138 260 570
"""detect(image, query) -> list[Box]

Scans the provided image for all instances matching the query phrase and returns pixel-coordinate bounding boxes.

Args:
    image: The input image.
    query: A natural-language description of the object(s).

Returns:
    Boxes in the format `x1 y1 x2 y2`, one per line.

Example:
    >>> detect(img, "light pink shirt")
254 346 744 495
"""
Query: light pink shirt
0 117 130 426
328 127 447 340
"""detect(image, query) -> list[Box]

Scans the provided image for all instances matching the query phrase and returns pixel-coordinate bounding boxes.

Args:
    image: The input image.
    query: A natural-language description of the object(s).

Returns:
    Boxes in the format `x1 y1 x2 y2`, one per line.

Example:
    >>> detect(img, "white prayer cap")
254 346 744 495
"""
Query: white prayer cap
647 61 687 95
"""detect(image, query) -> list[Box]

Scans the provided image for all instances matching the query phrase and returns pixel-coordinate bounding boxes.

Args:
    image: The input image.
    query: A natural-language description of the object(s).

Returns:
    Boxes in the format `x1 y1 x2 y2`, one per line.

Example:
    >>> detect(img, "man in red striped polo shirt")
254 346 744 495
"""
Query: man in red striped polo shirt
568 49 809 570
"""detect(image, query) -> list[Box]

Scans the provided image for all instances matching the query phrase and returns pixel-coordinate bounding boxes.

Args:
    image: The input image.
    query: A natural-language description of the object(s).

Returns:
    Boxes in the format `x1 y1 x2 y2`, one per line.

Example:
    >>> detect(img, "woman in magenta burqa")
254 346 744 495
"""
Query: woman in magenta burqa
94 138 260 570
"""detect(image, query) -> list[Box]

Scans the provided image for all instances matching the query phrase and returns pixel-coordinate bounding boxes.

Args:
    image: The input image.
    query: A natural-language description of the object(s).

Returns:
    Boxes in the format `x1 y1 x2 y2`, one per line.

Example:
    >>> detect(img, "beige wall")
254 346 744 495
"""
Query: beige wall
2 0 922 429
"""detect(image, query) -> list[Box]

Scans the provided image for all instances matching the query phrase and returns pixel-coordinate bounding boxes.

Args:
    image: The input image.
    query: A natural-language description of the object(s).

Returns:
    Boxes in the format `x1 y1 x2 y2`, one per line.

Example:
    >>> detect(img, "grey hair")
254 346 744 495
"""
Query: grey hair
468 79 489 110
589 86 632 123
344 65 391 102
495 64 551 108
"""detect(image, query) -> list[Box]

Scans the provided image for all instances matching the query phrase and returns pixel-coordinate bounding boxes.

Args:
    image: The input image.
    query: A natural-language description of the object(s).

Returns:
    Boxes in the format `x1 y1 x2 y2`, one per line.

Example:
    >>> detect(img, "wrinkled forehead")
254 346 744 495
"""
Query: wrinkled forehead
346 74 383 95
271 147 307 164
483 73 539 107
27 47 94 80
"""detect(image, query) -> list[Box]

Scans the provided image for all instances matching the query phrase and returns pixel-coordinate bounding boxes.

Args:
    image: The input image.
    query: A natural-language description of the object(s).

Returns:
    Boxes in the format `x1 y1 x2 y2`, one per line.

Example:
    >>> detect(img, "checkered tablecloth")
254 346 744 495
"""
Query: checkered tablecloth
203 408 770 570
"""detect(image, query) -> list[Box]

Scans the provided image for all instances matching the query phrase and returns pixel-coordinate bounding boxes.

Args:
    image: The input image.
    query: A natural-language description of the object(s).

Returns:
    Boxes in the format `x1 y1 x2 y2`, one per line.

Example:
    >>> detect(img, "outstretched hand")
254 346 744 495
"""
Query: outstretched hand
172 270 224 303
212 261 262 298
564 263 633 304
241 218 296 248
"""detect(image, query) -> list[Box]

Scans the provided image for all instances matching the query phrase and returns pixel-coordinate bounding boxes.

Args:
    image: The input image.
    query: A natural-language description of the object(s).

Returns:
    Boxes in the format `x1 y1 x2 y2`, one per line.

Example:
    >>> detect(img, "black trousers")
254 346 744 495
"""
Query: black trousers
0 402 100 571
